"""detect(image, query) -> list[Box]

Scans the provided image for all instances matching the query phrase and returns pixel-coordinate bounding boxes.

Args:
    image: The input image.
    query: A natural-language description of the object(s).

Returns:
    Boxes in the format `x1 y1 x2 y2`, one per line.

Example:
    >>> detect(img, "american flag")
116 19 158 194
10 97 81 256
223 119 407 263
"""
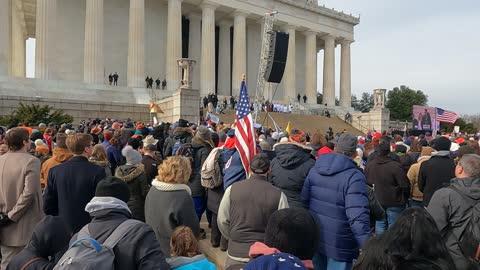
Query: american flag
436 108 459 124
235 80 257 175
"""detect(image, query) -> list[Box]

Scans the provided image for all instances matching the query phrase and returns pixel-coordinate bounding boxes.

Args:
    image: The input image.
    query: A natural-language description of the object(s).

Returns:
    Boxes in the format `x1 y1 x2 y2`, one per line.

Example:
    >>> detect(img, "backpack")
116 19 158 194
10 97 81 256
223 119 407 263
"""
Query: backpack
175 142 194 158
201 147 224 189
175 142 195 171
172 138 186 156
450 186 480 266
54 219 141 270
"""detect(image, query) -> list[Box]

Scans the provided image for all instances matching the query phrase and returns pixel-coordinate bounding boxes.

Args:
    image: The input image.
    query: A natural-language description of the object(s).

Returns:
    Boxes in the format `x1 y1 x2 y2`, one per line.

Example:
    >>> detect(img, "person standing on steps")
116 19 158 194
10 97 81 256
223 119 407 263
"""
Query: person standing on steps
108 73 113 85
156 78 161 89
162 79 167 90
113 72 119 86
303 94 307 103
297 93 301 102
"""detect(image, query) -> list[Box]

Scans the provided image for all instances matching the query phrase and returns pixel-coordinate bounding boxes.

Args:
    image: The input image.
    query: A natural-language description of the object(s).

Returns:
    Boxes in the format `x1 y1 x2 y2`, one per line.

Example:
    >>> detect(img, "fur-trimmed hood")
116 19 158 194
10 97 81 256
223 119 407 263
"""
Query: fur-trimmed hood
115 164 145 182
192 136 214 149
273 141 313 152
88 158 110 168
272 142 314 169
173 127 193 140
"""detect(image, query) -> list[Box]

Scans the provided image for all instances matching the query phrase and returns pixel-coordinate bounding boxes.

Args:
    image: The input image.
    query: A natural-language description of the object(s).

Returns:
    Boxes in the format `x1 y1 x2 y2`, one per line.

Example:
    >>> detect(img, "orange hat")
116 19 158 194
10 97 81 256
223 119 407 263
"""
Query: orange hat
20 126 33 135
112 122 121 129
103 130 113 141
455 137 465 145
288 129 306 144
91 126 102 135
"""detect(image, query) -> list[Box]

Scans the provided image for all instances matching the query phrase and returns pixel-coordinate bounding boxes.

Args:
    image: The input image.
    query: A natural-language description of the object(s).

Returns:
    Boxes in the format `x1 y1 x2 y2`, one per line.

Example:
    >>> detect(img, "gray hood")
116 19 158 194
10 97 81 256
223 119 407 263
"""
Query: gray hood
450 177 480 200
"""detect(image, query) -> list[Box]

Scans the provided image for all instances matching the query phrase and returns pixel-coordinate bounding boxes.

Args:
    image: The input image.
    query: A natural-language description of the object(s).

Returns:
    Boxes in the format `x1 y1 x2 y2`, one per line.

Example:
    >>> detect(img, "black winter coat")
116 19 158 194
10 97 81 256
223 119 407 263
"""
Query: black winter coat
365 155 410 207
142 154 161 182
190 137 213 197
207 186 224 214
115 164 150 222
207 148 225 214
163 127 193 157
419 153 456 206
43 156 106 234
367 150 400 164
269 142 316 208
81 208 170 270
7 216 71 270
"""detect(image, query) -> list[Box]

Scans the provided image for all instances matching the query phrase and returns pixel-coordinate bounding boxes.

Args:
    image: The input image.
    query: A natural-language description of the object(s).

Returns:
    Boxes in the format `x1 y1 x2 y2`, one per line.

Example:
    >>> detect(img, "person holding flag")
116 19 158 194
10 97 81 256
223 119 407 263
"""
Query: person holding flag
221 78 262 189
234 77 258 176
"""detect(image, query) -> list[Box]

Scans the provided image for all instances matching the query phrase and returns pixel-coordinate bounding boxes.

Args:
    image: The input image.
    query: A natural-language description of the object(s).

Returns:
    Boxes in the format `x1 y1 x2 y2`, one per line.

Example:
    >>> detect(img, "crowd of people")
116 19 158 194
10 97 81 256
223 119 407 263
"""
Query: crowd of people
0 118 480 270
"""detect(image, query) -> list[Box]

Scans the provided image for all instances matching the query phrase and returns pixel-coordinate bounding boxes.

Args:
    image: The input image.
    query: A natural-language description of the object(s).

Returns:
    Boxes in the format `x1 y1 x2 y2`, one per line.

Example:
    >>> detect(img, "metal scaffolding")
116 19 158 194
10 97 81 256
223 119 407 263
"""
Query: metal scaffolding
254 11 277 122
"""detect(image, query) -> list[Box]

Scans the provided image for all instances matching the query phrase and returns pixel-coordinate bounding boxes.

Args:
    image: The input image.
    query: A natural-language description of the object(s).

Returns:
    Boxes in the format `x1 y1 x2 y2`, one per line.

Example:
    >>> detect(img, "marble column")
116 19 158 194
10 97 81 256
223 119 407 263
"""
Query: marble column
36 0 56 79
304 31 317 104
166 0 182 91
0 0 9 77
200 2 217 97
283 25 296 102
188 13 201 90
218 20 232 97
127 0 145 88
322 35 336 107
11 2 26 77
84 0 104 84
340 40 352 108
232 11 247 95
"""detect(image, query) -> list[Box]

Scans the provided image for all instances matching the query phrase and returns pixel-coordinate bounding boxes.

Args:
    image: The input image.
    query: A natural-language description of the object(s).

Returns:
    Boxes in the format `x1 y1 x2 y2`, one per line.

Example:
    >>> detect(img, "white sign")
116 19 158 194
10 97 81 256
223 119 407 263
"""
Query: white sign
454 126 460 133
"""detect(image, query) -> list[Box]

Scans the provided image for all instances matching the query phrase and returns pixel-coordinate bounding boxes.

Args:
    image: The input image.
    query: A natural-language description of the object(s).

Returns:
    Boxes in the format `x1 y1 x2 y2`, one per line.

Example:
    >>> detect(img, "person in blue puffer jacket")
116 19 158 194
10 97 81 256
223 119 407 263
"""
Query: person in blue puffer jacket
301 133 370 270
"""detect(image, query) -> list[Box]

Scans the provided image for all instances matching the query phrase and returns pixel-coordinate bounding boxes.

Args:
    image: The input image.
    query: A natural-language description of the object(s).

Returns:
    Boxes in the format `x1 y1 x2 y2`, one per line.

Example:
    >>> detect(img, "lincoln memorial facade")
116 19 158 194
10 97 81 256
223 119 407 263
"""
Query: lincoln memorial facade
0 0 359 109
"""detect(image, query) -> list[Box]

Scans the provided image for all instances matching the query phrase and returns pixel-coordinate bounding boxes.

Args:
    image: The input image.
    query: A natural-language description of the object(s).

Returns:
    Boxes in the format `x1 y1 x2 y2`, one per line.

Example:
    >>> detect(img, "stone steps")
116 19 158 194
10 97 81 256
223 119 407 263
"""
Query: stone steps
217 110 362 135
0 78 153 104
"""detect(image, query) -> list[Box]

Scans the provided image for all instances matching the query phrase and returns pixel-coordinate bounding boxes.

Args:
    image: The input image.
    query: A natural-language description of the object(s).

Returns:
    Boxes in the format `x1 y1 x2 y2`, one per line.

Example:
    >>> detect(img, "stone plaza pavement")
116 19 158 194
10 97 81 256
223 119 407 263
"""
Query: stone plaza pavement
198 217 227 270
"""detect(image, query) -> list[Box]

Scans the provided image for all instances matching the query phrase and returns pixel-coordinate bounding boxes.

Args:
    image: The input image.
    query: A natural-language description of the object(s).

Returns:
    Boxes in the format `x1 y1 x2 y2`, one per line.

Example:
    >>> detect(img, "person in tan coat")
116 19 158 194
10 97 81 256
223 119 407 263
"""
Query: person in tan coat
406 146 434 208
0 128 44 269
40 133 73 188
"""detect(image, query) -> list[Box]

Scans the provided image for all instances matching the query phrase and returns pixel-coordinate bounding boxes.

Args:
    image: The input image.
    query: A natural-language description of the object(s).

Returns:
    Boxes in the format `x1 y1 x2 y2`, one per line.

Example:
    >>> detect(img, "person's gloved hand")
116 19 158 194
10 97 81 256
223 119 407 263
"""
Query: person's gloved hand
0 212 12 227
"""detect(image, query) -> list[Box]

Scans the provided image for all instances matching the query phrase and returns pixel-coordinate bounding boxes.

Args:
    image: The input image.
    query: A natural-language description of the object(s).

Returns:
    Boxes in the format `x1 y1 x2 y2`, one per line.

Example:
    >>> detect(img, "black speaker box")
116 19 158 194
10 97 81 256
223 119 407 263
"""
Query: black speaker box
264 31 289 83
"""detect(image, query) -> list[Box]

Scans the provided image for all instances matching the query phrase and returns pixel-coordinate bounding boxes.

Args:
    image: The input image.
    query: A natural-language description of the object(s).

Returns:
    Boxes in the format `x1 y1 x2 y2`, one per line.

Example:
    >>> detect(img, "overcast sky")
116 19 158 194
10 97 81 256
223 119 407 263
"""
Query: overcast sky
317 0 480 114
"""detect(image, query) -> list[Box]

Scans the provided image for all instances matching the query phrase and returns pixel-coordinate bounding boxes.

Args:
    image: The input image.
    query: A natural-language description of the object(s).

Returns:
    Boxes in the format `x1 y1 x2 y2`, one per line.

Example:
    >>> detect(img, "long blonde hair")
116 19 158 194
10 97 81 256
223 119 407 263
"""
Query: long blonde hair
90 144 108 161
170 226 200 258
157 156 192 184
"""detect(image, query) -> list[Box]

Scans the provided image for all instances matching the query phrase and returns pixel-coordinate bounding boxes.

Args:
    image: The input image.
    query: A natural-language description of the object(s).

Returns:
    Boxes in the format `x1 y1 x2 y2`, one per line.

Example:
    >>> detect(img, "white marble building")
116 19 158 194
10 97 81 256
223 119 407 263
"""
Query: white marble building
0 0 359 109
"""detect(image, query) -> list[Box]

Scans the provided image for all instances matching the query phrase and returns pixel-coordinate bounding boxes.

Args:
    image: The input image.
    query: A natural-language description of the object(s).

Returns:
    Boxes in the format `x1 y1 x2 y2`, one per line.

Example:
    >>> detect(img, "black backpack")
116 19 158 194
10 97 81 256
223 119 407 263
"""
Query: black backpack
450 186 480 267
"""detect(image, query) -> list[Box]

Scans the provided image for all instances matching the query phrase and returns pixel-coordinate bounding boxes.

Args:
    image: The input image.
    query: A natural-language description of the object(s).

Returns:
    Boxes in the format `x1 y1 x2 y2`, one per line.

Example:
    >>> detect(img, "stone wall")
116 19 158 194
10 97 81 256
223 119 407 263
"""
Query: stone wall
351 108 391 133
0 96 151 124
155 88 200 124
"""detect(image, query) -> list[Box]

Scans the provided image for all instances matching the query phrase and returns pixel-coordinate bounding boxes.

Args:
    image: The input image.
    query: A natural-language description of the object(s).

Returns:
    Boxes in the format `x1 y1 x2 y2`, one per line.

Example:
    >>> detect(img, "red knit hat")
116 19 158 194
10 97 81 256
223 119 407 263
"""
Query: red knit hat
288 129 306 144
136 123 144 130
112 122 121 129
318 146 334 155
103 130 113 142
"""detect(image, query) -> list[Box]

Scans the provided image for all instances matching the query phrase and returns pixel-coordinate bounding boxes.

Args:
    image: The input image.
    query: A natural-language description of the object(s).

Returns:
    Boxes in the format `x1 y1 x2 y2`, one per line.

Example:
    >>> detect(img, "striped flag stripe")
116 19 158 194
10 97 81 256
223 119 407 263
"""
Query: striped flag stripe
234 80 257 175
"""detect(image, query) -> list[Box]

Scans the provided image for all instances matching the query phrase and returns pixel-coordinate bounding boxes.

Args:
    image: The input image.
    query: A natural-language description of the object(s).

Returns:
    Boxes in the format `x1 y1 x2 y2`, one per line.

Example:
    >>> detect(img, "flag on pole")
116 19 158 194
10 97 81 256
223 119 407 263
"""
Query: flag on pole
235 79 257 175
436 108 459 124
285 121 291 135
